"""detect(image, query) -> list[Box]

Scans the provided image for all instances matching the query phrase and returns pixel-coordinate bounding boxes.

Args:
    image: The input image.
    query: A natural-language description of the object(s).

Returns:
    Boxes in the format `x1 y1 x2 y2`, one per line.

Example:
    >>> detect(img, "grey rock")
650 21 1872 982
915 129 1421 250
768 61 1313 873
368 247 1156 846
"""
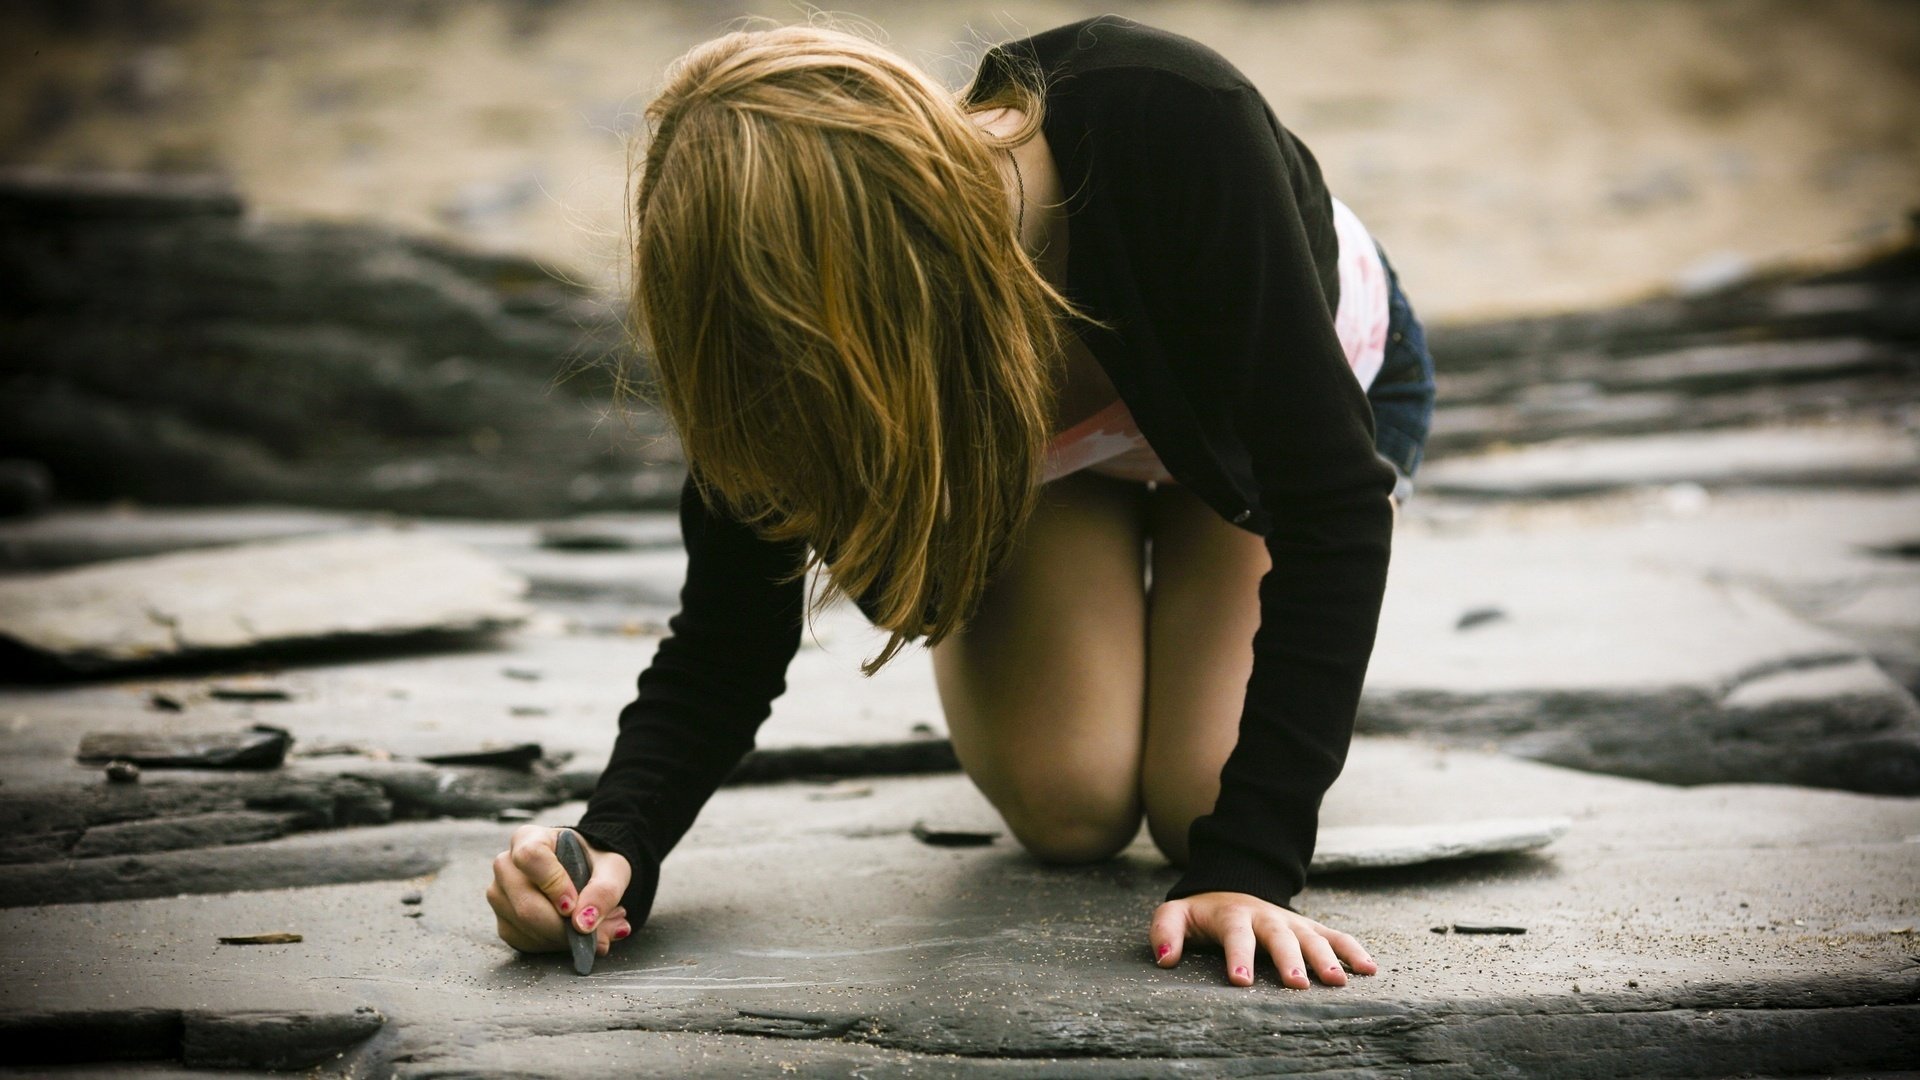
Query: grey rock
555 829 594 976
0 531 529 672
77 724 292 769
1364 502 1920 793
0 167 243 218
910 820 1000 847
1421 237 1920 458
0 505 363 571
0 170 682 519
1421 424 1920 499
1310 816 1570 873
0 1002 381 1071
1455 605 1507 631
0 771 394 867
418 742 544 770
341 760 566 819
0 459 53 519
4 741 1920 1076
206 684 293 702
103 760 140 784
0 1008 191 1067
68 808 301 858
0 822 459 906
182 1005 385 1070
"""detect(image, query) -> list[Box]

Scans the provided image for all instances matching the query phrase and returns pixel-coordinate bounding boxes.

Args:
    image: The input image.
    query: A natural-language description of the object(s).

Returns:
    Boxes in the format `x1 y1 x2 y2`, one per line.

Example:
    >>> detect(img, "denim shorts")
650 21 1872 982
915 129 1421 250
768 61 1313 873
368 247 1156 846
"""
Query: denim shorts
1367 245 1437 502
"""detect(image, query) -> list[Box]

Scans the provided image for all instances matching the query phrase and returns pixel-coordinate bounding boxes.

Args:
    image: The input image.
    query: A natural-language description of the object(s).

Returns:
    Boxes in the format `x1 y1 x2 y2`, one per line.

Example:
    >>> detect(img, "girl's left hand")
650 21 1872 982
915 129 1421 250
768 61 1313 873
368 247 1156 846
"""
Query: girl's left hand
1150 892 1378 988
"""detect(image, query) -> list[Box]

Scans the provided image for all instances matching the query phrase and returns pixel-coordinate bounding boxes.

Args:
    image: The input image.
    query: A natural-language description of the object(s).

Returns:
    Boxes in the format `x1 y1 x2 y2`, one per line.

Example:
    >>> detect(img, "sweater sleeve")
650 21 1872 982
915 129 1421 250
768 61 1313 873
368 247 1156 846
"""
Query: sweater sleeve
1092 73 1397 908
575 472 807 923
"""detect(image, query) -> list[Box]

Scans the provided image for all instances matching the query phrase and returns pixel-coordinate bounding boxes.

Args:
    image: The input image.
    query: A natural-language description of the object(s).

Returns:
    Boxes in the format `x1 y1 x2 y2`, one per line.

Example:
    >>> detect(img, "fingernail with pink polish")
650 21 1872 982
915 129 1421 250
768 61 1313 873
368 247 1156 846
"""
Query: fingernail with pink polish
614 926 630 940
1156 944 1170 959
557 897 572 915
1234 966 1249 979
1291 967 1305 981
578 906 598 930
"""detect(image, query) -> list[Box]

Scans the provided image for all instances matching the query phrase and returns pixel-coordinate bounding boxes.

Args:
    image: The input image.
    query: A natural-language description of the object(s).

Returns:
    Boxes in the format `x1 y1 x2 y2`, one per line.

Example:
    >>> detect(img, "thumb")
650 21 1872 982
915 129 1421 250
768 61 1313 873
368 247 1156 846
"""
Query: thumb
1150 900 1189 968
572 846 632 935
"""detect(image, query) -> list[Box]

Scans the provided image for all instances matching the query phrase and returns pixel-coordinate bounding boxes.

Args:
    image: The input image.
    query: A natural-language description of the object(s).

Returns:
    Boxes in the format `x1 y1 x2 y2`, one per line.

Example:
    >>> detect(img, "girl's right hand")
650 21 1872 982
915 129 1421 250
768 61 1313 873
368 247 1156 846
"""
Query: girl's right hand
485 825 634 957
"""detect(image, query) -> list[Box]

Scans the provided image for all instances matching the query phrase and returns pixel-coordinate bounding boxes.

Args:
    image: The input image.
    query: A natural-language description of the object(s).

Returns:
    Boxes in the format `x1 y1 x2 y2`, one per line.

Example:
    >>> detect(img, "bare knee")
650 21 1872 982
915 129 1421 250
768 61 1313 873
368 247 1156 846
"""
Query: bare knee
1145 803 1197 867
1142 765 1218 868
977 763 1140 865
1010 810 1139 864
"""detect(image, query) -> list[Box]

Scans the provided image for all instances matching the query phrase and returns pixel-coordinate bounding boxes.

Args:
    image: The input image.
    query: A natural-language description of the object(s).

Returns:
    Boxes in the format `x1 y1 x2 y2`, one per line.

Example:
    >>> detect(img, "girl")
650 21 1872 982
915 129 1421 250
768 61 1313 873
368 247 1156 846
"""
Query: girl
486 14 1435 991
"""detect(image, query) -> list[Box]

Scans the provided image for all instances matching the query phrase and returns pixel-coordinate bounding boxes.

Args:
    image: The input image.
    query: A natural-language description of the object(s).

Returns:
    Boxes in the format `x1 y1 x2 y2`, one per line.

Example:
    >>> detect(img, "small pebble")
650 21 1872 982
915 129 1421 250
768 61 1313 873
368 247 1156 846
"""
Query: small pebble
502 668 543 682
910 820 999 847
496 808 536 823
208 686 293 703
1454 606 1507 631
509 706 548 717
400 891 423 906
105 760 141 784
147 693 185 713
404 910 423 919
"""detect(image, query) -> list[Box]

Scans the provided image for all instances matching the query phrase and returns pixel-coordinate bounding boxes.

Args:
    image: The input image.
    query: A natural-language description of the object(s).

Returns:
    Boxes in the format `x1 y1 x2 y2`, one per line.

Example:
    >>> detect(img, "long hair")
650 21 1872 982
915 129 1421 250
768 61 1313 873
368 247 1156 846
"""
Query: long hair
630 25 1078 675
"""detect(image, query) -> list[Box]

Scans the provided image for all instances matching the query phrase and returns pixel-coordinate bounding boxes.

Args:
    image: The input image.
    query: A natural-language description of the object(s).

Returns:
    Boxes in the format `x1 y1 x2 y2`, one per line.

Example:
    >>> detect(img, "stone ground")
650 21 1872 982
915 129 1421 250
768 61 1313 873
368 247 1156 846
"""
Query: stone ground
2 423 1919 1075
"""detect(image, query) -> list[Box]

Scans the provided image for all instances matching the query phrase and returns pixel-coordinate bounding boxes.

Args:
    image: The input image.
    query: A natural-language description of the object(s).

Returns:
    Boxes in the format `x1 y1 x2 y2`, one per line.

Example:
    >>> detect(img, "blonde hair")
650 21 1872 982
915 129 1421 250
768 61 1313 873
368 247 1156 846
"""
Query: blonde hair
631 25 1077 675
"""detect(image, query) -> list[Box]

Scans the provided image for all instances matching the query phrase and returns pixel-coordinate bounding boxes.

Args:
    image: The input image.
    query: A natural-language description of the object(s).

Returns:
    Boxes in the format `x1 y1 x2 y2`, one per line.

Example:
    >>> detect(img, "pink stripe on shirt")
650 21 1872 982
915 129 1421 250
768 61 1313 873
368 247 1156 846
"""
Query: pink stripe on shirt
1042 197 1390 485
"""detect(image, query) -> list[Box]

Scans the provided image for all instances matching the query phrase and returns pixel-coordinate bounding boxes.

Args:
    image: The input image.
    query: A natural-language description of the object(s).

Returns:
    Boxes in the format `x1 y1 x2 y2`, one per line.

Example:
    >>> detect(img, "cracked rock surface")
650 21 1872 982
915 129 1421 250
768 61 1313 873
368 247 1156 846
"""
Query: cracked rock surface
2 316 1918 1071
0 495 1914 1072
1 743 1915 1076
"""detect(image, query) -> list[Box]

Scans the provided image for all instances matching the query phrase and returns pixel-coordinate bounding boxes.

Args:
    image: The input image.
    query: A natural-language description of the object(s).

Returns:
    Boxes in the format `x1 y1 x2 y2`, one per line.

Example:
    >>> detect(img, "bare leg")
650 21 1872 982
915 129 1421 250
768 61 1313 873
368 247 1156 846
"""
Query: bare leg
1141 483 1271 866
928 471 1152 863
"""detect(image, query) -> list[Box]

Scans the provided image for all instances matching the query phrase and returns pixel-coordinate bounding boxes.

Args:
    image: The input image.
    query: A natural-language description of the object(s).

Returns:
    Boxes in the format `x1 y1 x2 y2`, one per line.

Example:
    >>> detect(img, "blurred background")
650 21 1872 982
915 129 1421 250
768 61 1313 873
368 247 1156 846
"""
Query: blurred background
7 0 1920 312
2 0 1917 517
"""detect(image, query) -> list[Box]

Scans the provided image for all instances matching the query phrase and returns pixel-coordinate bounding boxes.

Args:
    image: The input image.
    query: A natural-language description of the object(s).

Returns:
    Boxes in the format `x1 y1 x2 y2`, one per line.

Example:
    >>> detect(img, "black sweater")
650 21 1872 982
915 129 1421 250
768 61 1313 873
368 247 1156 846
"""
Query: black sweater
577 15 1396 920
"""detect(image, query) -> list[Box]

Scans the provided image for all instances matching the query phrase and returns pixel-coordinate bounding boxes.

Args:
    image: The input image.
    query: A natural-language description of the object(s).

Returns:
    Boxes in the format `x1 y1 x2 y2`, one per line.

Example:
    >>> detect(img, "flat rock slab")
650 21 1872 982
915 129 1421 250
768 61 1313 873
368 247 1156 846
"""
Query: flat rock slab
3 1004 385 1071
1369 489 1920 793
0 530 530 673
0 820 476 907
1311 816 1570 872
0 505 365 571
1421 422 1920 498
1 740 1913 1076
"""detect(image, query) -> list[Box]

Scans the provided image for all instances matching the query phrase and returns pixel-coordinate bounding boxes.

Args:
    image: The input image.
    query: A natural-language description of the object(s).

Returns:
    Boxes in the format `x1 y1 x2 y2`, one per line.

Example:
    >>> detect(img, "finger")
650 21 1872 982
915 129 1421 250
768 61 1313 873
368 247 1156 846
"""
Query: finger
593 906 629 956
573 848 633 935
591 903 629 953
490 851 564 942
1259 921 1309 990
509 827 578 918
1298 928 1348 987
1149 901 1188 968
1221 913 1258 988
496 917 543 954
1324 928 1378 976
